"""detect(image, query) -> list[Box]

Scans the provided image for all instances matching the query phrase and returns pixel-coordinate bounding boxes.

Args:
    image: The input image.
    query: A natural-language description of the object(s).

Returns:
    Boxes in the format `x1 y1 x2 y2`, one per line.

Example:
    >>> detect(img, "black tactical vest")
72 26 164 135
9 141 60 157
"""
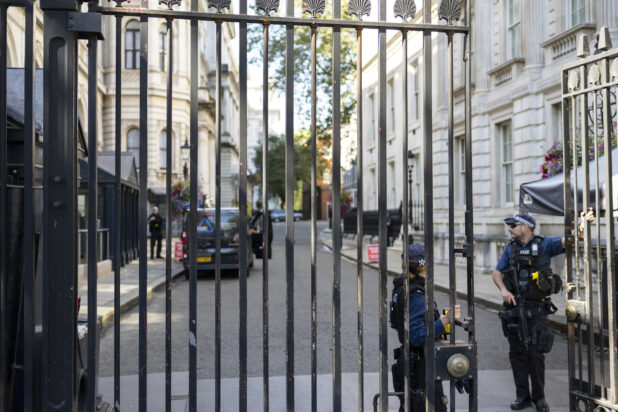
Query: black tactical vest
504 236 552 301
390 276 442 345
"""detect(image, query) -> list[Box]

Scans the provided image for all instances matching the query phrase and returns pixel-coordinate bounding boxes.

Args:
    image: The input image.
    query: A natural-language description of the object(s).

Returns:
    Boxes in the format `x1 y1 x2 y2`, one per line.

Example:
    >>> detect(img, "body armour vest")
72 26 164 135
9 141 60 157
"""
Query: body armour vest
390 276 442 345
504 236 553 301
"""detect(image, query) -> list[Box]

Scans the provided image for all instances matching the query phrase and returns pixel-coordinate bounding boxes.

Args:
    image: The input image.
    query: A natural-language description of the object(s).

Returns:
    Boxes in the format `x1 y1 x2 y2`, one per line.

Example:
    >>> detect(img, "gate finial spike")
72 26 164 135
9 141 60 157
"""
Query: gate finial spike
598 26 613 52
577 34 590 58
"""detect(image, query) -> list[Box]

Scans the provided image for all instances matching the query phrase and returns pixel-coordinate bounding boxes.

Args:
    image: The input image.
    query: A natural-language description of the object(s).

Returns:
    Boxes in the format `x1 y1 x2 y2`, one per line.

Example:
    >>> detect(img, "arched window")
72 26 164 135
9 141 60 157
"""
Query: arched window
125 20 140 70
159 24 168 71
127 128 140 166
160 130 168 169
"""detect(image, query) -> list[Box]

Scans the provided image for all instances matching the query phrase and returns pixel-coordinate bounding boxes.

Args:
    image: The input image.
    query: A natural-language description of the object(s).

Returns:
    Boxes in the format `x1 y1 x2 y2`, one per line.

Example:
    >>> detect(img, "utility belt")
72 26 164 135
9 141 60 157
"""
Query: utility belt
498 300 556 353
394 346 422 360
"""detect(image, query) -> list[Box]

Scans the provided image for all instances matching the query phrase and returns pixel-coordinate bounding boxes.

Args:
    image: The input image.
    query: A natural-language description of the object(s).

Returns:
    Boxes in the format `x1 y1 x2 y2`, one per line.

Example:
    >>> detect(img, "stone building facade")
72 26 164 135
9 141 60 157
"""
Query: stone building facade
361 0 618 272
6 0 241 210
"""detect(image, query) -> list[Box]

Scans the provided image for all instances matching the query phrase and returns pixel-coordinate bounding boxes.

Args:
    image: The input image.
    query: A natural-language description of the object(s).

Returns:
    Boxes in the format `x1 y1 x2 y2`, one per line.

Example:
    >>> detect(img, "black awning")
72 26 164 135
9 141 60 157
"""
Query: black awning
520 146 618 216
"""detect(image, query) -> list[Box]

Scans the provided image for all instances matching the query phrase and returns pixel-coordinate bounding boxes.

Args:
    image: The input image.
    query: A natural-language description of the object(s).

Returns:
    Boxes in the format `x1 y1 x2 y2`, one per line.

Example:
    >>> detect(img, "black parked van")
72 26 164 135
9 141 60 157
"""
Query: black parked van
181 208 254 275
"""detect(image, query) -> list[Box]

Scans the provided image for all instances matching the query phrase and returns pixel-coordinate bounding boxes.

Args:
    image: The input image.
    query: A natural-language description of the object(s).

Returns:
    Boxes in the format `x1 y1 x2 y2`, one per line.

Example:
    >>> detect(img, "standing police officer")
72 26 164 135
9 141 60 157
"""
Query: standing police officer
492 212 593 412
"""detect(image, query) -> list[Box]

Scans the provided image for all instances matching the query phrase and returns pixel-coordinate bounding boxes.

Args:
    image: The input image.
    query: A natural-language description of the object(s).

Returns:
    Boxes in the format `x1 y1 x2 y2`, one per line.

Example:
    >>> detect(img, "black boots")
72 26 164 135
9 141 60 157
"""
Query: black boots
510 398 532 410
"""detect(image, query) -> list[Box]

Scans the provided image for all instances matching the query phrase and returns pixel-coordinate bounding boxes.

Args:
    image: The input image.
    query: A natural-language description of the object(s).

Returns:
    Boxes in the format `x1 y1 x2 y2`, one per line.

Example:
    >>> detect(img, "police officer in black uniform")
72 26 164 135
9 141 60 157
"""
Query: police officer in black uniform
492 212 593 412
391 243 458 412
148 205 164 259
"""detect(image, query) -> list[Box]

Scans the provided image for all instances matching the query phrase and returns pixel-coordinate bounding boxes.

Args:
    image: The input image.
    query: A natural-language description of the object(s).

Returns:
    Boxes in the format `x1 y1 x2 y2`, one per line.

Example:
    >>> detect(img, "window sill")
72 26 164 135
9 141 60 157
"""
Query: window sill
540 24 597 61
487 58 525 87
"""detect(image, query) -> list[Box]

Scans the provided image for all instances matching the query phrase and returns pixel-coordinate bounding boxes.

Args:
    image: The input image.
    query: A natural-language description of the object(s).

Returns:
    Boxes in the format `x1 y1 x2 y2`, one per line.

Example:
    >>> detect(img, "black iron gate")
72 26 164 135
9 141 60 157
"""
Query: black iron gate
0 0 476 411
562 28 618 412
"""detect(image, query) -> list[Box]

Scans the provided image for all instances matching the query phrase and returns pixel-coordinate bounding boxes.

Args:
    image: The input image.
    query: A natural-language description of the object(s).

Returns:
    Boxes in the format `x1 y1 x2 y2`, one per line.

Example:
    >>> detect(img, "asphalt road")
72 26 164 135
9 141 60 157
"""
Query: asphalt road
99 220 569 379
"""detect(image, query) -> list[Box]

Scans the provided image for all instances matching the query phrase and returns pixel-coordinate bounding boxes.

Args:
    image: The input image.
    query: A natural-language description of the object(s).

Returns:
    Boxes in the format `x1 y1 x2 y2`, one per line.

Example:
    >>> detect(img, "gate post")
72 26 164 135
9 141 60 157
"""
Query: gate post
40 1 79 411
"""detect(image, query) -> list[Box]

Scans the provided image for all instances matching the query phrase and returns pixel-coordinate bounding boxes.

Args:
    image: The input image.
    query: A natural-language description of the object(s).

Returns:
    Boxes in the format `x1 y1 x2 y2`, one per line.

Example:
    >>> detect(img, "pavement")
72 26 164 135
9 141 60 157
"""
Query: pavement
96 225 576 411
317 229 570 332
78 244 185 330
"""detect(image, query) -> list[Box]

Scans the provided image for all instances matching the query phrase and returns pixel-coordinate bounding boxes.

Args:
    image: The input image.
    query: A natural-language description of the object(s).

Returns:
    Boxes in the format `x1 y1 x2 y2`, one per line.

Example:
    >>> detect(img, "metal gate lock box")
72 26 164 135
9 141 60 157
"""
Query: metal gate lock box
434 343 475 381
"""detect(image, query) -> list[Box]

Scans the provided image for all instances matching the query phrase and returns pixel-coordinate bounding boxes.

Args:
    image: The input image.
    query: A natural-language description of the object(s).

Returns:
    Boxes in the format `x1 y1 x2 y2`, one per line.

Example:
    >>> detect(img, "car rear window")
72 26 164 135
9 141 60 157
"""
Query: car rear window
197 212 238 235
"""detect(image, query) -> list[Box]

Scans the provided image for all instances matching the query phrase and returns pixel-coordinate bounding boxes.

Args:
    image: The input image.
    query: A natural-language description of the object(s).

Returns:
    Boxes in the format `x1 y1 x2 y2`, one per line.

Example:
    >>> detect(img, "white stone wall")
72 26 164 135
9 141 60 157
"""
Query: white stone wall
361 0 618 272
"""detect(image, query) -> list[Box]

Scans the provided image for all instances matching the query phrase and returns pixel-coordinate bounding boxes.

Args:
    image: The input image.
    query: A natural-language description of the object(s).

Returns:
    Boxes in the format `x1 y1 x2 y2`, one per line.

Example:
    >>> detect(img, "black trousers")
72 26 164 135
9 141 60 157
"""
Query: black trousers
506 311 546 401
392 348 447 412
150 232 162 258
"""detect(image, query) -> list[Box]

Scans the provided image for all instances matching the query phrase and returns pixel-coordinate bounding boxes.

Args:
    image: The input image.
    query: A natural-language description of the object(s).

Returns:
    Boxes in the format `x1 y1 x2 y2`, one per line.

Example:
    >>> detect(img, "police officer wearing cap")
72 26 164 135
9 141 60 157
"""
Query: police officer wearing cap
492 212 593 412
391 243 458 411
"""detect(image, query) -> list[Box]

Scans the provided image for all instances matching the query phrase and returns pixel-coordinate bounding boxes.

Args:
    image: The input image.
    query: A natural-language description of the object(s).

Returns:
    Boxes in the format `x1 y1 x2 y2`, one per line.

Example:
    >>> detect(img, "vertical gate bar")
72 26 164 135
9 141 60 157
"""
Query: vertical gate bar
23 3 35 410
310 23 318 412
592 88 604 395
239 0 249 406
0 6 6 412
422 3 435 411
189 1 199 409
572 88 580 299
42 3 79 409
562 72 575 408
114 13 122 412
165 17 174 412
215 20 222 412
446 31 456 412
400 28 410 412
261 22 270 412
579 64 595 394
377 0 388 407
463 0 477 406
285 0 295 407
87 30 99 412
138 15 149 412
355 26 364 412
600 57 617 404
332 0 342 407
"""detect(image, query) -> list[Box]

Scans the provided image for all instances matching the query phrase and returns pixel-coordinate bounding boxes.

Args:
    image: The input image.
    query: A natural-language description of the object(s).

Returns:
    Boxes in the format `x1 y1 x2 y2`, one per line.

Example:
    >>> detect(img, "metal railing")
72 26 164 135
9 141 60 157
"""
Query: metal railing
0 1 476 412
562 28 618 411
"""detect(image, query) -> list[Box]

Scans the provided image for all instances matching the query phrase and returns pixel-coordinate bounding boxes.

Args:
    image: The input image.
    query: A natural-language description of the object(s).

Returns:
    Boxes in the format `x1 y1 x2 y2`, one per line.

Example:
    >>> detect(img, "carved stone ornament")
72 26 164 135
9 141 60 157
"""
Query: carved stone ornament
393 0 415 22
348 0 371 21
568 70 579 91
302 0 325 18
256 0 279 15
159 0 182 9
611 58 618 81
209 0 231 13
588 63 600 86
438 0 461 25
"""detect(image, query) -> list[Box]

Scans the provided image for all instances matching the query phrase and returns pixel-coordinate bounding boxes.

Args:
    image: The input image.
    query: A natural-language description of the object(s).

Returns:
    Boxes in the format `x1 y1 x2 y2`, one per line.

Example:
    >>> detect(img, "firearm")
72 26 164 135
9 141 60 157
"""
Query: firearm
498 269 531 350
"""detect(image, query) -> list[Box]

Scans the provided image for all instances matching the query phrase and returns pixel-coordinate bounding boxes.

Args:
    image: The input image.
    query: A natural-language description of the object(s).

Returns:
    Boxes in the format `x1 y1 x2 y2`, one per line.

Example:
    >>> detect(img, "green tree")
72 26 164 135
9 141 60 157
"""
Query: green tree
253 132 327 208
248 0 358 140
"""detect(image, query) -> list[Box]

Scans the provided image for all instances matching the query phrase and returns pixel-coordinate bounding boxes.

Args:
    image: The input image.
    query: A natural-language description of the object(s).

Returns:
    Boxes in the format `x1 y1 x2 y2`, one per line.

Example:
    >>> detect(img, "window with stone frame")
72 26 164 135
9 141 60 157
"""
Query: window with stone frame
409 62 419 122
499 122 513 204
159 23 168 72
506 0 521 60
125 20 140 70
160 130 168 169
127 128 140 167
457 136 466 206
570 0 586 28
388 78 395 132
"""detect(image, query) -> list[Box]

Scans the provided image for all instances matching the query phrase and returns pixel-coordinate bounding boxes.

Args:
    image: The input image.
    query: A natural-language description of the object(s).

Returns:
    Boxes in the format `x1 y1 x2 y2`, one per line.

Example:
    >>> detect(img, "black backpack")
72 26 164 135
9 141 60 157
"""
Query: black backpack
390 276 425 345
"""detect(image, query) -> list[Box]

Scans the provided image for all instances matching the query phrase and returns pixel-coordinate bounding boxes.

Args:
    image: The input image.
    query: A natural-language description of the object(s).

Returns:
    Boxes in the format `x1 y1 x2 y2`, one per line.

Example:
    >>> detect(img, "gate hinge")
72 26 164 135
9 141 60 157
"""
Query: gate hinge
68 12 104 40
454 243 473 258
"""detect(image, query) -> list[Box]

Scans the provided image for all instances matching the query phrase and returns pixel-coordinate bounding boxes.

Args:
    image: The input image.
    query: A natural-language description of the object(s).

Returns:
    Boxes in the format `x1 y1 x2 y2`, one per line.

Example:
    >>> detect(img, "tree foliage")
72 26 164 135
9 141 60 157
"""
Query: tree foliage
248 0 358 140
253 132 328 207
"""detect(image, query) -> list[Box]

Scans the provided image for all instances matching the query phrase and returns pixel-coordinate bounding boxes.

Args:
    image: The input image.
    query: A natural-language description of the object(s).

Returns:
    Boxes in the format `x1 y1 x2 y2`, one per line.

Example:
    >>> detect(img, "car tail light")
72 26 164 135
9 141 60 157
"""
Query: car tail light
77 296 81 312
182 230 187 245
261 241 264 248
